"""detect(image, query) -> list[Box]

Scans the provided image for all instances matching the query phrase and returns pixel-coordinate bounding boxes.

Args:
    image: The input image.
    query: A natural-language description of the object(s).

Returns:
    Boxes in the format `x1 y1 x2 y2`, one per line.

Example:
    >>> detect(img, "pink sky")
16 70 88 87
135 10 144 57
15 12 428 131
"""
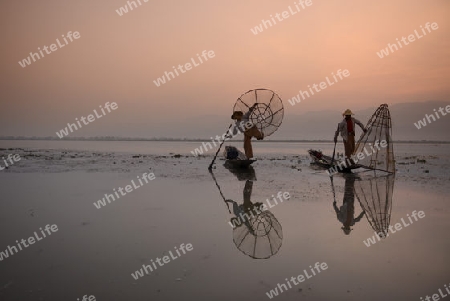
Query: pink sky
0 0 449 137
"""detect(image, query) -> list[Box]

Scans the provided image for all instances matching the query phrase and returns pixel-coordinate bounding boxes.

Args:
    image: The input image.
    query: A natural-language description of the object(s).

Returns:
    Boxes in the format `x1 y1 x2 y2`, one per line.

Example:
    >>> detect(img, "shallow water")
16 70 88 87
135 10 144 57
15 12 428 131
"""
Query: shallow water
0 142 449 300
2 140 449 157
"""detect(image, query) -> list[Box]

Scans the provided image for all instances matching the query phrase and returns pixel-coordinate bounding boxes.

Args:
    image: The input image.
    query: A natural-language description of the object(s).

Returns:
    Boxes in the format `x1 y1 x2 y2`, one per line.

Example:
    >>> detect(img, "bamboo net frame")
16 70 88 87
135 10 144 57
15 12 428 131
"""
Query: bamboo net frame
354 104 395 174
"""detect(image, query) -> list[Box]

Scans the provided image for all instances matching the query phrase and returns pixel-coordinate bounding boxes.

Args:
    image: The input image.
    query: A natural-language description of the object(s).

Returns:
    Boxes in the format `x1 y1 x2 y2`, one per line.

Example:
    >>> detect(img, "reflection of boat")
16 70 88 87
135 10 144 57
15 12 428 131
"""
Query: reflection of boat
224 160 256 181
224 146 256 168
209 170 283 259
354 175 394 237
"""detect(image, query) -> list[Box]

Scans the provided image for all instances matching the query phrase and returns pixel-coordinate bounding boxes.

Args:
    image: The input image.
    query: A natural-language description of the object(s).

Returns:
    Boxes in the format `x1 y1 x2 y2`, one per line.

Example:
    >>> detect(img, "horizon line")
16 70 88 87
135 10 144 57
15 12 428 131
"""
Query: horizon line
0 137 449 144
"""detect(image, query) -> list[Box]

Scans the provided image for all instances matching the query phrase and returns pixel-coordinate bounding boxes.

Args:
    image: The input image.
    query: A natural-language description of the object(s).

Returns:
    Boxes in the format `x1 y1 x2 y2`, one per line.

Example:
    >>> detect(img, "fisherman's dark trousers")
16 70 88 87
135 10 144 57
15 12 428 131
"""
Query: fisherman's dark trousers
344 133 355 159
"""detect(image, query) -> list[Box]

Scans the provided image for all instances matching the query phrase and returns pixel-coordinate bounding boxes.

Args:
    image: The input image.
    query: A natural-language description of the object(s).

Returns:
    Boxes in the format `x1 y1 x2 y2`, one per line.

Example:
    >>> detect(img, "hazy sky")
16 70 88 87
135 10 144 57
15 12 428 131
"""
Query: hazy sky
1 0 449 137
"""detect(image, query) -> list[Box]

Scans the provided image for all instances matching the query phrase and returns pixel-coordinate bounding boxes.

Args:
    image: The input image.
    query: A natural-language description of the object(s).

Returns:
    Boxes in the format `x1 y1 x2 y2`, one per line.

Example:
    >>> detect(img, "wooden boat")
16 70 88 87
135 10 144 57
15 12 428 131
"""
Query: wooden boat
308 149 361 173
223 146 256 168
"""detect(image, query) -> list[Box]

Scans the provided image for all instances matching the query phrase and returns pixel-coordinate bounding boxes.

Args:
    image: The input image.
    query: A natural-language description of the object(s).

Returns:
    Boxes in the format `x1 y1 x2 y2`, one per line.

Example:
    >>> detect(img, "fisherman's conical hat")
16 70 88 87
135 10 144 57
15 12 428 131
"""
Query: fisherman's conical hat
343 109 354 116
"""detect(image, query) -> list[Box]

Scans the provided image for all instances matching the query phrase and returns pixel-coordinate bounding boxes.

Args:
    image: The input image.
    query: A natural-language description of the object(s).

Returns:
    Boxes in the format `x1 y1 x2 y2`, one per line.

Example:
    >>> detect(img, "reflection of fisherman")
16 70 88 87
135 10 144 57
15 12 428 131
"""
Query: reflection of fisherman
231 104 264 159
213 171 283 259
333 175 365 235
225 180 263 231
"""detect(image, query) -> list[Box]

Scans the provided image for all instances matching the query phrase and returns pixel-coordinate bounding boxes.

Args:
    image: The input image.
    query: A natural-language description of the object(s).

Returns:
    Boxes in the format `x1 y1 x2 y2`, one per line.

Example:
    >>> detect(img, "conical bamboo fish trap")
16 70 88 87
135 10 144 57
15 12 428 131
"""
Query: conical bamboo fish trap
354 104 395 174
233 89 284 138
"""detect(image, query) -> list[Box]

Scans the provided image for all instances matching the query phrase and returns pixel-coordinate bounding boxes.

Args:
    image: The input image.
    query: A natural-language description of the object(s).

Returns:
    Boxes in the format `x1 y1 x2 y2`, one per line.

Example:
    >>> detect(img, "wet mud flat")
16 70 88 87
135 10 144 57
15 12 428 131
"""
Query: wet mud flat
0 148 449 300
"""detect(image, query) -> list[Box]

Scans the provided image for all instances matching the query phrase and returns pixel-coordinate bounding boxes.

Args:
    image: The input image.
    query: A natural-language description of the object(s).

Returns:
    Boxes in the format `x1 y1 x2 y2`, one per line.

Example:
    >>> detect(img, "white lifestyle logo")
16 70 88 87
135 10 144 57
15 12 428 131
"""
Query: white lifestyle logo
18 31 81 68
420 283 450 301
190 119 254 157
153 50 215 87
56 102 118 139
0 154 21 171
130 243 193 280
77 295 96 301
115 0 149 16
326 140 388 175
93 172 156 209
363 210 425 247
265 262 328 299
0 224 59 262
250 0 313 35
288 69 350 107
228 191 290 229
413 105 450 129
376 22 439 58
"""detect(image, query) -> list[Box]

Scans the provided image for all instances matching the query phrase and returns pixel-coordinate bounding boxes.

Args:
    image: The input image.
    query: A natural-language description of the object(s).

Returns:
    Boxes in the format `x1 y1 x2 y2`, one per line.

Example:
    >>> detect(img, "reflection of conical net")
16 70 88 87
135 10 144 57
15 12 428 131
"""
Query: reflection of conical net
354 175 394 237
354 104 395 174
233 210 283 259
233 89 284 137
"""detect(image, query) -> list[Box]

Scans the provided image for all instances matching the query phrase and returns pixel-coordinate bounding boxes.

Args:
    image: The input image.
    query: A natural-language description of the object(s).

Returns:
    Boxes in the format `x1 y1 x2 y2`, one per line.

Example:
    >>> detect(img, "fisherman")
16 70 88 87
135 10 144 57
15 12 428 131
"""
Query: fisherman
334 109 367 164
231 104 264 159
333 175 365 235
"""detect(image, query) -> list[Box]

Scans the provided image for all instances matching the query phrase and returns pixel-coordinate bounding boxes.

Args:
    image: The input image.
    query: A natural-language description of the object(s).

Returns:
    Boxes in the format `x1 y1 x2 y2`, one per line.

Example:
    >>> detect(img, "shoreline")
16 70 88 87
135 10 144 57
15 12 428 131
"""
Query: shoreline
1 138 449 144
0 146 448 196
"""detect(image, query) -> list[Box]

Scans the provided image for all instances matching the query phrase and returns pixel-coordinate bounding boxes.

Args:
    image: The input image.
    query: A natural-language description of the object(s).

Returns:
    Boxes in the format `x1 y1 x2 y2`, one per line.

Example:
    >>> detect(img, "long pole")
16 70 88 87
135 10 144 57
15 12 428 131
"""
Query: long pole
330 124 339 166
208 124 233 170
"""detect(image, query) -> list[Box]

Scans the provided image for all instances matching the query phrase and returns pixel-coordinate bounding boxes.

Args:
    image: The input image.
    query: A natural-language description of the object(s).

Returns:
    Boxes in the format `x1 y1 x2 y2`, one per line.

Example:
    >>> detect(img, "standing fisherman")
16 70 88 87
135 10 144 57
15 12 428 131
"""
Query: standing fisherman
231 104 264 159
334 109 367 164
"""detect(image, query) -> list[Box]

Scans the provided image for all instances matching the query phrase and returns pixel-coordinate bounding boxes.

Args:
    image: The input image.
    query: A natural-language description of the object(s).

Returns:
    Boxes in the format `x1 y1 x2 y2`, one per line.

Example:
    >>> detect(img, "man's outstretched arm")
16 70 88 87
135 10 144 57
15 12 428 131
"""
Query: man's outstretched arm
354 118 367 132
